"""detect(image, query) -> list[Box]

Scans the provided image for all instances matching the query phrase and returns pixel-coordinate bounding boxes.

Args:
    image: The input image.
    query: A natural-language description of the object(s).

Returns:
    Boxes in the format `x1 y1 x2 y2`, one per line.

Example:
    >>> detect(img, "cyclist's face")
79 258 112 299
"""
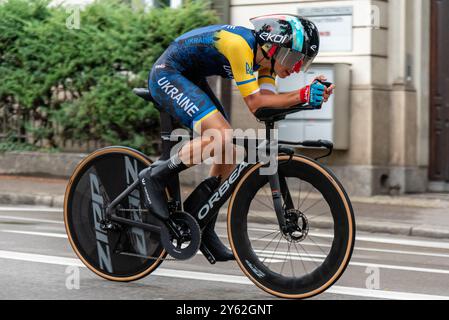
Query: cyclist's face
256 46 301 78
274 59 298 78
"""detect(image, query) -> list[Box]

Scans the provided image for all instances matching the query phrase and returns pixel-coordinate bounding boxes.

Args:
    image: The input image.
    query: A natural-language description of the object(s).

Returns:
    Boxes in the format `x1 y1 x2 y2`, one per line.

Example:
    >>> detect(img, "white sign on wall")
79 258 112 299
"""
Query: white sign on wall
298 6 353 52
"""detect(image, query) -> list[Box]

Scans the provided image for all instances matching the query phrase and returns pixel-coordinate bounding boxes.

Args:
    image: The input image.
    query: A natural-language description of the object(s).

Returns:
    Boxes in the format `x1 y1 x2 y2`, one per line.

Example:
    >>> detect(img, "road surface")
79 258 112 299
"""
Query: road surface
0 205 448 300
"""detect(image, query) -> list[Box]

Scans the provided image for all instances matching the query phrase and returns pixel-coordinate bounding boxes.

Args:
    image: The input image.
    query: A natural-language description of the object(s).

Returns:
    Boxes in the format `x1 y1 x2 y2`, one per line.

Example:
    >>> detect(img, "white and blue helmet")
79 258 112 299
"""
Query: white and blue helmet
250 14 320 72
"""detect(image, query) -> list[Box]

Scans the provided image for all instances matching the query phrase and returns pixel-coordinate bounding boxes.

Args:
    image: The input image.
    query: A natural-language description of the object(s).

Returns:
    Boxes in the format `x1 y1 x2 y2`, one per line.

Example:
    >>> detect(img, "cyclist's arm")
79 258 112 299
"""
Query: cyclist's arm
242 64 301 112
247 76 336 114
258 68 277 96
244 91 301 114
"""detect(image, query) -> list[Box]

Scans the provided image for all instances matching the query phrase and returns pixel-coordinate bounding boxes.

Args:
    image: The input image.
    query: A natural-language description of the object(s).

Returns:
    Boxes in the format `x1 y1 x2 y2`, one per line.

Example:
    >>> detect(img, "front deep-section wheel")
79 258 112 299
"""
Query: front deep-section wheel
64 146 166 282
228 155 355 299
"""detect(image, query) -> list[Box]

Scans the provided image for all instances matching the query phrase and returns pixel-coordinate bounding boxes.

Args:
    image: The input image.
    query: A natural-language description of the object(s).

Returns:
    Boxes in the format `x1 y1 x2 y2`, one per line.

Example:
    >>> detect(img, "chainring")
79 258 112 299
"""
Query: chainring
160 212 201 260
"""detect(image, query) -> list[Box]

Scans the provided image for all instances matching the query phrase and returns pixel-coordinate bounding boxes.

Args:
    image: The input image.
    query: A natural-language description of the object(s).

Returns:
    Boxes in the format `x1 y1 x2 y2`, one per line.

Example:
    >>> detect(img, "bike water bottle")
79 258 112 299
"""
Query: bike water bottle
183 176 221 216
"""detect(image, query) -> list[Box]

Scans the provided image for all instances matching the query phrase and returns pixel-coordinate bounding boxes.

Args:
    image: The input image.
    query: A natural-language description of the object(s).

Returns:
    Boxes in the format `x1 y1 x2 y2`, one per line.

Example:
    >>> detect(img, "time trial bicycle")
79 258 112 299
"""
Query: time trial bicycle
64 86 355 299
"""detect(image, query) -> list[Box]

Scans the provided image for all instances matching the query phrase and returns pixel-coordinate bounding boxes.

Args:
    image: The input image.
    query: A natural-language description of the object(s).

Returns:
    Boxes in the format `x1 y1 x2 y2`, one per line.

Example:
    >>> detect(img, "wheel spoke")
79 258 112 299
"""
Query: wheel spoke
308 234 331 257
292 241 308 275
289 242 296 278
297 242 320 269
252 196 274 212
252 230 280 243
296 179 302 209
248 209 277 225
280 241 291 275
299 185 313 210
260 232 281 263
302 198 324 214
308 210 331 220
266 233 284 268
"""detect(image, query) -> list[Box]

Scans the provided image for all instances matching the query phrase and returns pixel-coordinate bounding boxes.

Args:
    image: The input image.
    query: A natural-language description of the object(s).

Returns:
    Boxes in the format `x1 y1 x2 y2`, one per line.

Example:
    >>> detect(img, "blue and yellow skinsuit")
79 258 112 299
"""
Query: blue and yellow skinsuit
148 25 277 131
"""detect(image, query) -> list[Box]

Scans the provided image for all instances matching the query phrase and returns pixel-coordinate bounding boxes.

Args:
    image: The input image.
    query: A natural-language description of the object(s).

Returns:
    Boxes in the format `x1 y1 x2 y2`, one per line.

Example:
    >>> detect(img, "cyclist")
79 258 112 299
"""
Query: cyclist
139 14 335 261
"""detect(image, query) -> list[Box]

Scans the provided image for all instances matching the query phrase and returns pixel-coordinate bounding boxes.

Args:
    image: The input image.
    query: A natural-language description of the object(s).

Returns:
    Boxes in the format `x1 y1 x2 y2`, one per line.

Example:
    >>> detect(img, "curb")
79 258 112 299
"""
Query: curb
350 195 449 209
1 192 449 240
0 193 64 208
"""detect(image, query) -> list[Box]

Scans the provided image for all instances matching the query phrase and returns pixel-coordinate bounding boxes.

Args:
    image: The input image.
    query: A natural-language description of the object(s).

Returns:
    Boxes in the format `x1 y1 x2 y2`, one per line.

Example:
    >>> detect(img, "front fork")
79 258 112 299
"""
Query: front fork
266 146 296 233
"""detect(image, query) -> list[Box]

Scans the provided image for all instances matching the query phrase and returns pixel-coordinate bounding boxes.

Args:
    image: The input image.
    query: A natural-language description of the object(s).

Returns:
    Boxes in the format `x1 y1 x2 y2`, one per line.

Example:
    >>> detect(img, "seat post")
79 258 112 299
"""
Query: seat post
159 110 182 209
160 111 175 161
265 121 275 142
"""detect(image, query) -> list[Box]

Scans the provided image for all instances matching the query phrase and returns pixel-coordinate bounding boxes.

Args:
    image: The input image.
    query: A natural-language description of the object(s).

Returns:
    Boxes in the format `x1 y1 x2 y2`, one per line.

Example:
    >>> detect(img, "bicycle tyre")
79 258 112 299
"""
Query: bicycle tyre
227 155 355 299
64 146 167 282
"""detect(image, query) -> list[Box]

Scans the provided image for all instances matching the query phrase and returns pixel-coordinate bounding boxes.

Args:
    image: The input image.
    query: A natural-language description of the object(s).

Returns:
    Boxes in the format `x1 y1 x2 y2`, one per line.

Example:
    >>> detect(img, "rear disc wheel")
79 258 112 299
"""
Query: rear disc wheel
64 147 167 282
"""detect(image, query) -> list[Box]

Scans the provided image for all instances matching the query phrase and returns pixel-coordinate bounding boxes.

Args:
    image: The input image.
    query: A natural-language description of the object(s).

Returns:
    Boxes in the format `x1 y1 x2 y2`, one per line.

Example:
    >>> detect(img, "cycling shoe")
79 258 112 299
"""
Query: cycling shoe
201 213 235 262
139 167 170 220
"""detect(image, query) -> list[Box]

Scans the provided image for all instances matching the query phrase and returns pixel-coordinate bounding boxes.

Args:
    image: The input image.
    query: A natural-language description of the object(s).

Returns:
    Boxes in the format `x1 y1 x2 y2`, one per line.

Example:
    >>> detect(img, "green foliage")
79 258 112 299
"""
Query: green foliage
0 0 218 153
0 133 59 152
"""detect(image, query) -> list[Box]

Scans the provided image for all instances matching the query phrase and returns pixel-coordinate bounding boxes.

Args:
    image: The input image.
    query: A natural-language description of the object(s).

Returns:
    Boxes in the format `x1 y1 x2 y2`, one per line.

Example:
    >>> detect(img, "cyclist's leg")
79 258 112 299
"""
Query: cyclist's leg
177 78 236 261
148 71 237 180
148 69 235 260
145 67 235 216
177 112 237 181
184 110 236 261
190 77 237 181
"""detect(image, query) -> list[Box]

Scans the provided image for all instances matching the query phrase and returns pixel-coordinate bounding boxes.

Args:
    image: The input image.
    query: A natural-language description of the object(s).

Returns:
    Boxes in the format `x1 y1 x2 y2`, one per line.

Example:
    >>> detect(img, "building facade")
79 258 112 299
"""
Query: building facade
216 0 449 196
57 0 449 196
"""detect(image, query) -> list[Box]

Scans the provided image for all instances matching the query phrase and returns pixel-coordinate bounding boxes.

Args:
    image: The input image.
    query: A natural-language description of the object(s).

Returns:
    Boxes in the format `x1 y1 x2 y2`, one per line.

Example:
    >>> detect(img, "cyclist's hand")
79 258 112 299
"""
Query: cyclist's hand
323 83 335 103
298 81 326 107
314 76 336 103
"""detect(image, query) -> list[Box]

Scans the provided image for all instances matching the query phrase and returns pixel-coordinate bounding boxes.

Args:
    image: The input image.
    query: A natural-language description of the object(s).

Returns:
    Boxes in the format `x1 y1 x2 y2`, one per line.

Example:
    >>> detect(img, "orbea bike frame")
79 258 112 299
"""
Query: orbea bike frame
103 105 334 254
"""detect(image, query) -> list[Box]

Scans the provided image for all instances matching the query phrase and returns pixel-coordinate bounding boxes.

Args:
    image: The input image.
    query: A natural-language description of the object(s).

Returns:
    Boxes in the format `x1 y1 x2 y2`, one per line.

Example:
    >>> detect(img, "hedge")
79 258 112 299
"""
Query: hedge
0 0 218 153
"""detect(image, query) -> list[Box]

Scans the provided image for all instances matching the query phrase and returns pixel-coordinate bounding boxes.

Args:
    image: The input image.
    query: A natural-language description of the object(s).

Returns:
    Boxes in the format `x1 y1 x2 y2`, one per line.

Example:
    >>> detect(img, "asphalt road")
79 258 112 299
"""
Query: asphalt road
0 205 449 300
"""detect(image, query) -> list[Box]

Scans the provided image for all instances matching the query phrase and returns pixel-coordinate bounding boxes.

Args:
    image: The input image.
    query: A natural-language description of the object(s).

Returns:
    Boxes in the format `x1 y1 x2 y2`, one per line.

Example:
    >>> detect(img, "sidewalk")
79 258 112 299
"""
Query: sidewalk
0 174 448 239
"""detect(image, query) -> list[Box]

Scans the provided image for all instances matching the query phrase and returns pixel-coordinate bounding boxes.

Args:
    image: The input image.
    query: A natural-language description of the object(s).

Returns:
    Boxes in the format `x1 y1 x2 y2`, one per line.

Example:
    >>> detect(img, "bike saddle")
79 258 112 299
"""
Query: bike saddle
133 88 154 103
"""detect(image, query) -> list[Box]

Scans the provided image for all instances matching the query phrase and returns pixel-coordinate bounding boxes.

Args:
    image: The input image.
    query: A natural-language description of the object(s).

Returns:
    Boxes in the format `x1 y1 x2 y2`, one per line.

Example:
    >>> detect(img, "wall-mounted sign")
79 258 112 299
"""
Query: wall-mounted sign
298 6 353 52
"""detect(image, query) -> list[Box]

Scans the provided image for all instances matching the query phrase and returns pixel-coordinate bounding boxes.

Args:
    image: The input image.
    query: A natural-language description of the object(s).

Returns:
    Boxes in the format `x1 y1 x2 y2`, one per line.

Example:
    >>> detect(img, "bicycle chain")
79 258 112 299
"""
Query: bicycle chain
117 208 149 213
117 251 180 262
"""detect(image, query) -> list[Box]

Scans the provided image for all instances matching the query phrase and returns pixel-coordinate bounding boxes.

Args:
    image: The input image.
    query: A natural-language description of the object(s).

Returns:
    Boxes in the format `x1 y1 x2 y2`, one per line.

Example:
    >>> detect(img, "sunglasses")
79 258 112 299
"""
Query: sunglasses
274 47 305 72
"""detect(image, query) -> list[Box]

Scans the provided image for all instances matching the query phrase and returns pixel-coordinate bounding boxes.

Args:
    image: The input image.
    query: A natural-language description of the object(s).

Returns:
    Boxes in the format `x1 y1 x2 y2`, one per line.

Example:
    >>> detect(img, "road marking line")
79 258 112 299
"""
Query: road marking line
238 233 449 259
0 250 84 267
253 250 449 275
3 229 449 275
218 231 449 259
324 286 448 300
1 230 68 238
248 227 449 249
0 216 63 224
2 206 448 249
0 207 62 213
0 249 447 300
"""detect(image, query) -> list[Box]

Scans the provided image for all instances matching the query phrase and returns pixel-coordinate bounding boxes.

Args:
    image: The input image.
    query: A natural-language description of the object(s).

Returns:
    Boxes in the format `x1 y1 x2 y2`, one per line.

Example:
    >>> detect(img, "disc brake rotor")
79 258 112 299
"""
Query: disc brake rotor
160 212 201 260
284 209 309 242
